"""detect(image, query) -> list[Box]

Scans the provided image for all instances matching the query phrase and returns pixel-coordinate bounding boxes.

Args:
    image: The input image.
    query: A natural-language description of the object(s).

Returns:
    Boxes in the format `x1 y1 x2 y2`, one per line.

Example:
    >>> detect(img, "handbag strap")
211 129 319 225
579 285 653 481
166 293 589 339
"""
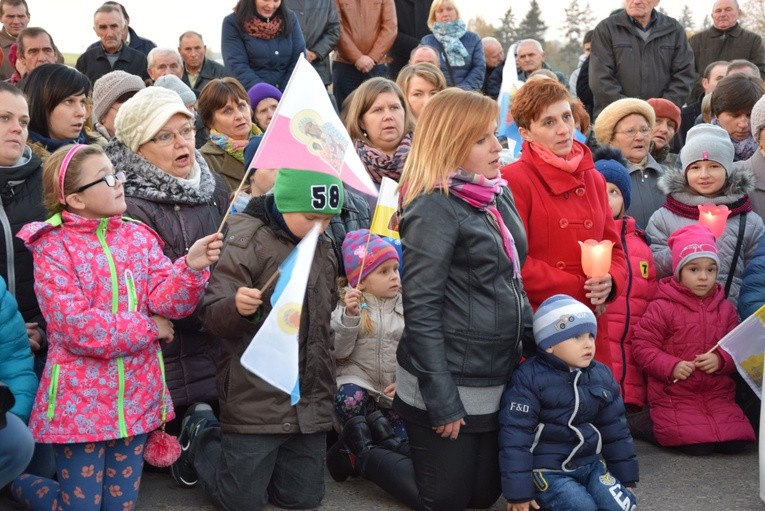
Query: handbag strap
724 212 746 298
434 40 457 86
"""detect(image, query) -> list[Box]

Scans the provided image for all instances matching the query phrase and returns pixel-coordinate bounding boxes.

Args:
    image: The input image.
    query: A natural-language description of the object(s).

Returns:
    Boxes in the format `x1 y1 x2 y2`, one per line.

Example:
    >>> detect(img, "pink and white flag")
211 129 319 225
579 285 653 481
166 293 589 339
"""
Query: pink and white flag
248 55 377 197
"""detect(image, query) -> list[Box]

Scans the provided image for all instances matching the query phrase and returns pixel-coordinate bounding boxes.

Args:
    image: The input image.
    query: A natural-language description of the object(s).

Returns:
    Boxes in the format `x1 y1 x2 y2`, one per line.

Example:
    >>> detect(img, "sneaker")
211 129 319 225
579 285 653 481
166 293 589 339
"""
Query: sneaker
171 403 216 488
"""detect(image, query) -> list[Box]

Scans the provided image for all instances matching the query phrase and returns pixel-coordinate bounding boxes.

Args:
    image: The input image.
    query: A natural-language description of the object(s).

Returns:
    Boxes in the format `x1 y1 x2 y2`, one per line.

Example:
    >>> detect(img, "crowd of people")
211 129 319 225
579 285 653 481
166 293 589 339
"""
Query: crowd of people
0 0 764 510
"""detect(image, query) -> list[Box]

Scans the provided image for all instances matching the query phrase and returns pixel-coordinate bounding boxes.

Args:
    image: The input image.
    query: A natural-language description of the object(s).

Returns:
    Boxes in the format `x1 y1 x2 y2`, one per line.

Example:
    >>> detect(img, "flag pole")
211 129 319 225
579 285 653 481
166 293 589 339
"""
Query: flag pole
216 168 252 235
672 342 721 383
260 268 281 294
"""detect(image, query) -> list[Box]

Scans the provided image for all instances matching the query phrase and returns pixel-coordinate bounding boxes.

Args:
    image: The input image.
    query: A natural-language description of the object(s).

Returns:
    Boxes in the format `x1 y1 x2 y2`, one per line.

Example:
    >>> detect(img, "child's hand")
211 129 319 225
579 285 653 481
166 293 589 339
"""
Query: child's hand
383 383 396 398
151 315 175 342
584 274 613 306
26 322 42 352
507 500 539 511
694 352 721 374
186 233 224 270
345 288 363 316
672 360 695 381
235 287 263 317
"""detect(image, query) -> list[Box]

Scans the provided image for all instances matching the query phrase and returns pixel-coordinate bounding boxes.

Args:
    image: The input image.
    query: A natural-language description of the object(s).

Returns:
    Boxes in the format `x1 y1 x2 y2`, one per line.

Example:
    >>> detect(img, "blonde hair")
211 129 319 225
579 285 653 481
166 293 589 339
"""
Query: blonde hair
399 89 499 207
427 0 460 29
337 278 375 335
343 77 414 143
396 63 447 99
42 144 105 215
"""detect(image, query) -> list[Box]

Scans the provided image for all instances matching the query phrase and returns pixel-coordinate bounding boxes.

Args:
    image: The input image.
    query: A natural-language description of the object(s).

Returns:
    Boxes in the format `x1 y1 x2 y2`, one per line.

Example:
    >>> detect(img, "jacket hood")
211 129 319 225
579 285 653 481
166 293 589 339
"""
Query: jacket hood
105 139 218 206
658 164 756 206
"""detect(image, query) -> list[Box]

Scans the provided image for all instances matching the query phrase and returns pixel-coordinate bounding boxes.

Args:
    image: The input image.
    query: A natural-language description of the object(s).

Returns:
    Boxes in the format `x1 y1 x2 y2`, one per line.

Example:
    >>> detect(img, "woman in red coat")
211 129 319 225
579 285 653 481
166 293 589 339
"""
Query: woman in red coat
501 79 627 368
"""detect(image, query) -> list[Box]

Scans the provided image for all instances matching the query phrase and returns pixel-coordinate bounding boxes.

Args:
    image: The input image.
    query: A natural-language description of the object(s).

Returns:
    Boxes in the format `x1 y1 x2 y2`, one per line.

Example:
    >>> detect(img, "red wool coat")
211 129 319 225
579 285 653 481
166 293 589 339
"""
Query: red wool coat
501 141 627 368
606 216 657 409
632 278 755 447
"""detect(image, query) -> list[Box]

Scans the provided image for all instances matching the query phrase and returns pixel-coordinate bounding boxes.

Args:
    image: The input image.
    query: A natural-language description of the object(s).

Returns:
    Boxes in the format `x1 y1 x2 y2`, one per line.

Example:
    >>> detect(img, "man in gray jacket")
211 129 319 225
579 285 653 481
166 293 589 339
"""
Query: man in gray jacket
285 0 340 87
589 0 694 118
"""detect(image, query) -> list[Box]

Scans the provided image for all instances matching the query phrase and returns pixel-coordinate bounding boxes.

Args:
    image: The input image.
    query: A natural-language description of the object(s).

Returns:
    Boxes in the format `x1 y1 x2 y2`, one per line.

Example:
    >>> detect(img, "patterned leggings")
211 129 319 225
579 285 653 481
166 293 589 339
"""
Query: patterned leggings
334 383 407 439
11 434 147 511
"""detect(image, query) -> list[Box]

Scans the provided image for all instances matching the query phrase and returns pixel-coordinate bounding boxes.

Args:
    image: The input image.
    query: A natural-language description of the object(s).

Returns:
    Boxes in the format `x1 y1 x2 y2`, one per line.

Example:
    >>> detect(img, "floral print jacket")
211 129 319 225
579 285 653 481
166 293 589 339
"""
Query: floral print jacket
18 211 209 443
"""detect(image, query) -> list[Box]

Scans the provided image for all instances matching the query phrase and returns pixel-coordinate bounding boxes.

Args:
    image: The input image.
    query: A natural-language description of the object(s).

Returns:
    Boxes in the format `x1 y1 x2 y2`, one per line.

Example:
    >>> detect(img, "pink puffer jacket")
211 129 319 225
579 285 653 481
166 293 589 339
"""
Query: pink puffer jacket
18 212 209 443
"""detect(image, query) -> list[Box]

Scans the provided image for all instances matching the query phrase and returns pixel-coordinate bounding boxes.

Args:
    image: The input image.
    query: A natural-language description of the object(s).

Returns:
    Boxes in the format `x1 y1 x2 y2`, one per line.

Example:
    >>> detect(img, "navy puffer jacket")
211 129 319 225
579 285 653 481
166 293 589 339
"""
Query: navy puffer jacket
499 351 639 503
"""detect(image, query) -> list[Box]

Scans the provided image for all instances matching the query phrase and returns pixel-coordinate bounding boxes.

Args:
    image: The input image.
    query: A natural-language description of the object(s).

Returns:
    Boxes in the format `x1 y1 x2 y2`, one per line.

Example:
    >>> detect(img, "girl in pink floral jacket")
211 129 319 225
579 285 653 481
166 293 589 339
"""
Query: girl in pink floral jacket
11 144 222 511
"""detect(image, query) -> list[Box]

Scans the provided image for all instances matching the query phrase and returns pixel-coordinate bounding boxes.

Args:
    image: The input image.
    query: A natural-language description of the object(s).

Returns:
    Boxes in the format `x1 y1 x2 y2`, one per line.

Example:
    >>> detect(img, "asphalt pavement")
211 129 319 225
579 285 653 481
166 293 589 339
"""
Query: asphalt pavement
2 439 762 511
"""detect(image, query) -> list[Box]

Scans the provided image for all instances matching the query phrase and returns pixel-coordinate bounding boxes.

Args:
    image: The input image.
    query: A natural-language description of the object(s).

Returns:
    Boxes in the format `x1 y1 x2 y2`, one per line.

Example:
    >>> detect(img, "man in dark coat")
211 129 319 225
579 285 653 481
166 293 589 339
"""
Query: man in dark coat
285 0 340 87
388 0 433 79
178 31 227 96
76 3 149 84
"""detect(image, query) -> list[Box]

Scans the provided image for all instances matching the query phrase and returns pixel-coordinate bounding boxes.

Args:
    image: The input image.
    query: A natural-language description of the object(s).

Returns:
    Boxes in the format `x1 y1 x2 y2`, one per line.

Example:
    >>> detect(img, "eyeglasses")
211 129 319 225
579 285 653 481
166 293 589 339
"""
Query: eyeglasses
614 126 651 138
149 125 195 146
74 171 126 193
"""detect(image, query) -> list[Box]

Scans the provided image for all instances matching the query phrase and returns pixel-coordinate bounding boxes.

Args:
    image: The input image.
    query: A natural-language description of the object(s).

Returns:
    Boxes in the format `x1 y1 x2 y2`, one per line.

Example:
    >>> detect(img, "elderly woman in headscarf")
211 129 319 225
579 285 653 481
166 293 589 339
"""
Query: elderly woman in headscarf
104 86 229 434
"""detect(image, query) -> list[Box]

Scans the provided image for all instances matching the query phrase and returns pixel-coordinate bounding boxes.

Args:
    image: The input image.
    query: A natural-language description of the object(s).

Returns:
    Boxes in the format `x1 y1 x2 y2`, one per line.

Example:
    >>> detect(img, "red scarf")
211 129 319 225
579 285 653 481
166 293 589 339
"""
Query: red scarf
528 141 585 173
243 13 284 39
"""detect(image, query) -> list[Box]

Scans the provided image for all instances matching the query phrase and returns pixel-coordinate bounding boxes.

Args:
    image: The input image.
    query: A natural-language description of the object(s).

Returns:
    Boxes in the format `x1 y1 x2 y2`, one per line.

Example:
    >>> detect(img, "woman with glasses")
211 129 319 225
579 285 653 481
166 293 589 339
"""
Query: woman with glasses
197 77 262 193
501 78 627 371
104 86 229 436
593 97 666 229
23 63 106 161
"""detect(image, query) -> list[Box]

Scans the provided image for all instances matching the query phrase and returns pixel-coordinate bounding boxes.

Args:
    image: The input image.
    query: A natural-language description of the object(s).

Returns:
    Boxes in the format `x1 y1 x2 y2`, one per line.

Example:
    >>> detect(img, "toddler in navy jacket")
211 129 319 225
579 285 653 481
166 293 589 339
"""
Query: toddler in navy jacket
499 294 638 511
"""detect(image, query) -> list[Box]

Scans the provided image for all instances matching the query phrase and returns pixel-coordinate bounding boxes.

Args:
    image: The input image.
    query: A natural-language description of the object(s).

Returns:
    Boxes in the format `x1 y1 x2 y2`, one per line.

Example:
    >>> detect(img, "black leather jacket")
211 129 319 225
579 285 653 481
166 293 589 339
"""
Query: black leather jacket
397 186 535 425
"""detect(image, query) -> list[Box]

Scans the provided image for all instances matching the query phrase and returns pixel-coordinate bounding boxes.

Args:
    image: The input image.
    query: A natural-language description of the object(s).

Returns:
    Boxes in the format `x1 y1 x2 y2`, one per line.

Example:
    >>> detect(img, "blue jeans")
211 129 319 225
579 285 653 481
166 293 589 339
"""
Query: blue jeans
534 460 637 511
331 61 388 111
0 412 34 487
193 427 326 511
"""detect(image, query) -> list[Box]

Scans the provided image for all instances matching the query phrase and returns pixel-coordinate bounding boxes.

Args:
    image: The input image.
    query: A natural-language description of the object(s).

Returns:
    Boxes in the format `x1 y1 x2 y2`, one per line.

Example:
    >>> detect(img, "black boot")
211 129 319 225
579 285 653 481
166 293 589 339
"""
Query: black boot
342 416 374 460
366 410 410 456
361 447 421 509
326 439 356 482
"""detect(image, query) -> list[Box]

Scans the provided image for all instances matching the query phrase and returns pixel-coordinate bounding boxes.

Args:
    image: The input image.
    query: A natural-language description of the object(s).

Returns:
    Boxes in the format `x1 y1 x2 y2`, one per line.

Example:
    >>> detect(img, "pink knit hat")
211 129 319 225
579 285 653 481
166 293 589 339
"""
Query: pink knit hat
668 224 720 279
342 229 399 286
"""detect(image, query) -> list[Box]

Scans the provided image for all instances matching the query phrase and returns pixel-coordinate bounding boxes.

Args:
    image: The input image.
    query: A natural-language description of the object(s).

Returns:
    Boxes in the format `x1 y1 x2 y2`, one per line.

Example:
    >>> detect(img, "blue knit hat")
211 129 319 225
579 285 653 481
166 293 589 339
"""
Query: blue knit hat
533 295 597 350
594 146 632 211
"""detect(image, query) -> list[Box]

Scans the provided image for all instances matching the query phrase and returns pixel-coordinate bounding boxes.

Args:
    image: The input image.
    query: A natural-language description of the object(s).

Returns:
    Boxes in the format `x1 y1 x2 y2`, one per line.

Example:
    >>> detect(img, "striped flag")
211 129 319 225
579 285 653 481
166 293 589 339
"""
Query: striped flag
240 223 321 405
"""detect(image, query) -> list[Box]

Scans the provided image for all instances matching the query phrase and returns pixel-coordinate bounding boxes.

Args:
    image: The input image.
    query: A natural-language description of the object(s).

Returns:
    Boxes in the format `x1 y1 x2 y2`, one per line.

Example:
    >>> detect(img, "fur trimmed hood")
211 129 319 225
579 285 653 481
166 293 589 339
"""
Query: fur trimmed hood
105 138 218 205
658 164 756 207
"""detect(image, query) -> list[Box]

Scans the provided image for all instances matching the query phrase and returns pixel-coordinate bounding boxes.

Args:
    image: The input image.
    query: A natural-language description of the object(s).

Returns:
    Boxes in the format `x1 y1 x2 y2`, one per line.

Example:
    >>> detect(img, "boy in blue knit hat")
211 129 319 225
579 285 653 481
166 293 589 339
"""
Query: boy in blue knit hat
499 294 638 511
594 146 657 437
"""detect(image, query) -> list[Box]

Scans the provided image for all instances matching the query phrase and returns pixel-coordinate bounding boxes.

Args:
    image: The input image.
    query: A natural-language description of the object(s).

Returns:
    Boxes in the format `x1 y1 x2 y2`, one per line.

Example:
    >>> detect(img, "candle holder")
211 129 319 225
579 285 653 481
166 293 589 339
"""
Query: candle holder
579 239 614 278
697 204 730 238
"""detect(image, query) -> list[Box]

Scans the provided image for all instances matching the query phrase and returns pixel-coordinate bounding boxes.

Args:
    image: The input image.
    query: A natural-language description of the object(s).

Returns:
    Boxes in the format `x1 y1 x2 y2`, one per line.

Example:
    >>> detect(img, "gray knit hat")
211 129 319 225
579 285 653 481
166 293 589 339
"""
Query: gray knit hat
153 74 197 107
533 294 596 350
593 98 656 146
751 94 765 141
680 124 734 176
115 87 193 152
92 70 145 125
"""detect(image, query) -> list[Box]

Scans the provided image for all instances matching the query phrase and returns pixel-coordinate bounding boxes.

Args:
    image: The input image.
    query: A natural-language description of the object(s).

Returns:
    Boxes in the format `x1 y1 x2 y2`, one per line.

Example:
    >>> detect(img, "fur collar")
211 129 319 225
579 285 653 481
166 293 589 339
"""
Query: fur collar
105 139 217 205
658 164 756 207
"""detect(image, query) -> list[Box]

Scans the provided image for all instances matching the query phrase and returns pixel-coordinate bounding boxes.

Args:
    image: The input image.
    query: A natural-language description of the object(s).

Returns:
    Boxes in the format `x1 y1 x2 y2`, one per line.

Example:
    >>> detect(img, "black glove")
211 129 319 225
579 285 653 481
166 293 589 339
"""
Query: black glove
0 383 15 430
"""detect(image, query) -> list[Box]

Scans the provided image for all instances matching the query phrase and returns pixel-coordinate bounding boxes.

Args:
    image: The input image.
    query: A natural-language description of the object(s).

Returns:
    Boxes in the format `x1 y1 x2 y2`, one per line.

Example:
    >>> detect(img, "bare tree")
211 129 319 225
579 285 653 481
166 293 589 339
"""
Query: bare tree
741 0 765 34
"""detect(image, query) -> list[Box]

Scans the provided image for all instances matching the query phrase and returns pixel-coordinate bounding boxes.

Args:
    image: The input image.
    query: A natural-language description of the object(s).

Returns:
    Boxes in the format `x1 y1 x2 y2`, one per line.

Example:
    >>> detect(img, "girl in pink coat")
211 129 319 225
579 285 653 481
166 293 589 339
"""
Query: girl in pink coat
11 144 222 511
632 224 755 455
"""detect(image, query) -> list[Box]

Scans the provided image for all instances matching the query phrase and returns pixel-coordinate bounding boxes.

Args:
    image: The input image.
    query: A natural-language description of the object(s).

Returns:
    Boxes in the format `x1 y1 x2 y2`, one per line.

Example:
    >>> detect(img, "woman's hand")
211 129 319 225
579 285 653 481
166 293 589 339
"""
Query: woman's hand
383 383 396 398
584 274 613 306
694 352 721 374
235 287 263 317
433 418 466 440
507 500 539 511
344 288 363 317
186 233 224 270
151 315 175 342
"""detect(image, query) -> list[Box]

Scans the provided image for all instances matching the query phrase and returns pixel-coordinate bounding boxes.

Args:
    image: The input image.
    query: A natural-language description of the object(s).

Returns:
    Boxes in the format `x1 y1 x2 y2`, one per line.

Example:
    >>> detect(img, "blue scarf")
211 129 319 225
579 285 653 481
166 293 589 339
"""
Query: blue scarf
28 130 86 153
432 19 468 67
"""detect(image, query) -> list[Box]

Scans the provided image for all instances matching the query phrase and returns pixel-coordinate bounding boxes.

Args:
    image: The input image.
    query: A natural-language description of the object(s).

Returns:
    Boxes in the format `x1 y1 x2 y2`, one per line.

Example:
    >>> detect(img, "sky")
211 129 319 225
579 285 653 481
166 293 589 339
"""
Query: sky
33 0 719 55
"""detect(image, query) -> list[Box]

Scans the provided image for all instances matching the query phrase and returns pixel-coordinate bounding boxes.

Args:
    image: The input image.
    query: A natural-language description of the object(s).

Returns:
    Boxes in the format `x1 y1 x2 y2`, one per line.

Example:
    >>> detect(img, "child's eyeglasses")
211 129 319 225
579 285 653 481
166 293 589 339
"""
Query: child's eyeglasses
74 171 126 193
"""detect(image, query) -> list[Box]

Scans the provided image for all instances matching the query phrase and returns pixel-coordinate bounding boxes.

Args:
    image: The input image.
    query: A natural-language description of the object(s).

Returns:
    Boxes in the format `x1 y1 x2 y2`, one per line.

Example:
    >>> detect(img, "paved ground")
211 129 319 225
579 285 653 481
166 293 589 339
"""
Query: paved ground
2 439 762 510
